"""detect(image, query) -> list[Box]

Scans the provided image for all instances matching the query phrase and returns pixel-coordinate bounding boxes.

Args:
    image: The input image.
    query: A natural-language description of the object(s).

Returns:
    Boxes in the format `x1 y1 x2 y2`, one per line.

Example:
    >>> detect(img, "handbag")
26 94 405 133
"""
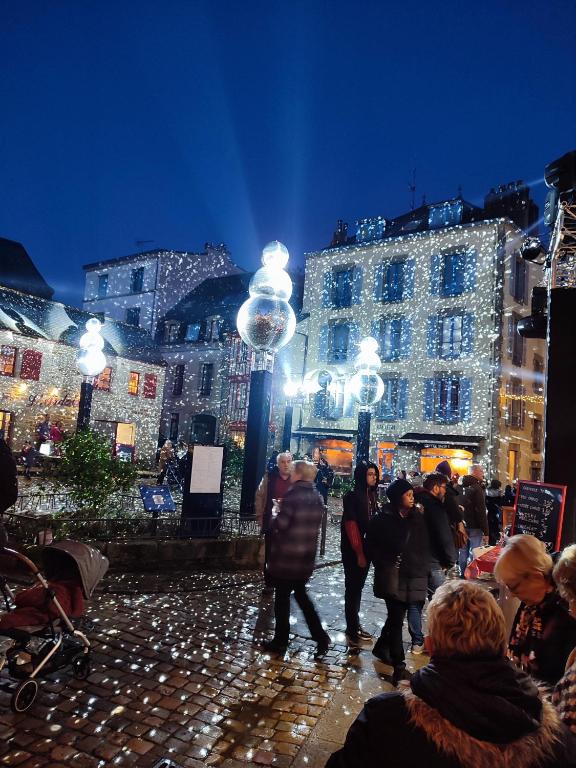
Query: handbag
451 521 469 550
373 555 402 599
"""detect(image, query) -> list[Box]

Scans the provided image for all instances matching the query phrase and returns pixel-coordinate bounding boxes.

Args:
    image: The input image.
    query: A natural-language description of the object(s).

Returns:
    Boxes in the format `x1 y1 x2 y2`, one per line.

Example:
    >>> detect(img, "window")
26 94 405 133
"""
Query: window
229 336 253 377
532 418 543 452
439 315 463 359
0 346 16 376
172 364 184 396
313 377 344 419
530 461 542 482
329 322 350 362
375 317 411 361
431 251 476 297
376 377 408 421
375 259 413 303
511 256 527 304
143 373 157 399
94 366 112 391
199 363 214 396
164 322 180 343
428 201 463 229
229 380 249 422
127 371 140 395
507 377 525 429
424 374 472 424
98 274 108 298
0 410 12 444
185 323 201 342
131 267 144 294
169 413 179 441
533 355 544 394
510 313 525 367
207 317 222 341
20 350 42 381
331 267 353 308
125 307 140 327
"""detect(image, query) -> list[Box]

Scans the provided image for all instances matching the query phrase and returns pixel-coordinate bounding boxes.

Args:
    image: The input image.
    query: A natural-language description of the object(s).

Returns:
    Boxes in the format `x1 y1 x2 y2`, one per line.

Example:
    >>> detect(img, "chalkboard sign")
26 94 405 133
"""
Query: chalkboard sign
511 480 567 551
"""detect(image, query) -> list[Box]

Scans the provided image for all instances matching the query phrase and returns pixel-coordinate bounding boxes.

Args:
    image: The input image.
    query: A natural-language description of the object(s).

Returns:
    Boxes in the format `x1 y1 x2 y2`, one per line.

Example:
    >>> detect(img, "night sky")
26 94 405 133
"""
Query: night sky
1 1 575 307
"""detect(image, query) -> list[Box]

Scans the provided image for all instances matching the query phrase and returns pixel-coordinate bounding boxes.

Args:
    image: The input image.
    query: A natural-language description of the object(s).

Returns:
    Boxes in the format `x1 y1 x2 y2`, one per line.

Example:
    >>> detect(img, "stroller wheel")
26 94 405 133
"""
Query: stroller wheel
11 678 38 713
72 653 91 680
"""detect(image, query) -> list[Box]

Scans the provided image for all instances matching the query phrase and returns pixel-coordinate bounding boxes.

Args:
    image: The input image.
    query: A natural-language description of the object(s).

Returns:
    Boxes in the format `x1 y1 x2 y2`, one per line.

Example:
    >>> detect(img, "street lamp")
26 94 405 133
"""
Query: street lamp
76 318 106 430
350 336 384 464
237 241 296 516
282 379 317 451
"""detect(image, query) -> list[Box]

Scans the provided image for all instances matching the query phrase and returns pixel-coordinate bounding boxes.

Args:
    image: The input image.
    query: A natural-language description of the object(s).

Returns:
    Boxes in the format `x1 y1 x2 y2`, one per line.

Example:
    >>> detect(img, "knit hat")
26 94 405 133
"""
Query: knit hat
436 460 452 479
386 478 414 507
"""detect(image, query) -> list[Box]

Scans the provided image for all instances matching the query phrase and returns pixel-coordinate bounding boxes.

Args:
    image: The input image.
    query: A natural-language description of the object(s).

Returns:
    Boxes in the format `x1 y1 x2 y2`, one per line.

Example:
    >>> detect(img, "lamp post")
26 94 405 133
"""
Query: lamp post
350 337 384 464
76 318 107 431
237 242 296 517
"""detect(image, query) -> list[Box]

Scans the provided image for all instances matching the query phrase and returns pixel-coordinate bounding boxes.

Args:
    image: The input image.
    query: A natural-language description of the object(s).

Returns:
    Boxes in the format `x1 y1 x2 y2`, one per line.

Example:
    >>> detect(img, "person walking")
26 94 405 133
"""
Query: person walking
368 478 430 685
341 461 379 647
486 478 504 544
312 447 334 505
459 464 489 573
156 439 175 484
418 473 456 601
255 451 293 594
262 460 330 658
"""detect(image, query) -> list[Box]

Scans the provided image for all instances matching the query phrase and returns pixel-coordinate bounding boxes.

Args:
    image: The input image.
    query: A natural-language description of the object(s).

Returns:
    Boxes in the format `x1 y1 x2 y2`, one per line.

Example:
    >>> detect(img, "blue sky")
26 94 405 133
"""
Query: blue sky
1 0 575 305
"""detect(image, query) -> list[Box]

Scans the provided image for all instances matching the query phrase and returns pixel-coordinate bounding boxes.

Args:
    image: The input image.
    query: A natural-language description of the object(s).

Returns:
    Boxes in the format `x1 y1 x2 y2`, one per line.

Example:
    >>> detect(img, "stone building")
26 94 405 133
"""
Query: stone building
82 244 243 333
294 184 545 483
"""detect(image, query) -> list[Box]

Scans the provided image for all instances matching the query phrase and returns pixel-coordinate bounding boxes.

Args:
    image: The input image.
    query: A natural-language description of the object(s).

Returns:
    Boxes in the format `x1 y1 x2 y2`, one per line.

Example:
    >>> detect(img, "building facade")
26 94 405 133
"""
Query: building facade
295 191 545 484
83 244 243 333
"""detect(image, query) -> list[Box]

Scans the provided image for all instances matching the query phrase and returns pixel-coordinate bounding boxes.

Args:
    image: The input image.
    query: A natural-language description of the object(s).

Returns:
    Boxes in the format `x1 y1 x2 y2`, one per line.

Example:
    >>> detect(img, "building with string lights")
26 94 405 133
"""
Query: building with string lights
292 183 545 484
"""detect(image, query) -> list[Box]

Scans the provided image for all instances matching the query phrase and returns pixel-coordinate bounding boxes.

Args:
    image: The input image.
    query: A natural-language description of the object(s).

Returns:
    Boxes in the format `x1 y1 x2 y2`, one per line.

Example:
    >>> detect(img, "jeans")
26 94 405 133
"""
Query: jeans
458 528 484 575
271 578 327 646
406 601 424 646
428 567 446 600
343 558 370 637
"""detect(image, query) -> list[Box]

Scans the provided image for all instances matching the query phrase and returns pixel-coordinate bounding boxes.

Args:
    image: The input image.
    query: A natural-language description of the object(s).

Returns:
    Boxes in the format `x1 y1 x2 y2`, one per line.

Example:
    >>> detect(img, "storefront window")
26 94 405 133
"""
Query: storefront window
127 371 140 395
0 346 16 376
94 366 112 391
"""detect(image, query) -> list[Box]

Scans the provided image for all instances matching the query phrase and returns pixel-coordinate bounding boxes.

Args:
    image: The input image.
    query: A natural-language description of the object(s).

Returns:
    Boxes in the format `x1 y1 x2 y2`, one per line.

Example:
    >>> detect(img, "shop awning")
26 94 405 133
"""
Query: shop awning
398 432 484 450
291 427 357 440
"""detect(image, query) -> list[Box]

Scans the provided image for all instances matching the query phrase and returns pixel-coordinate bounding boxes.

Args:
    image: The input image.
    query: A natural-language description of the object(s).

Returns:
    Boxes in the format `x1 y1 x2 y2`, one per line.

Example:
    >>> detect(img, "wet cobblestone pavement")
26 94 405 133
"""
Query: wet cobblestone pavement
0 522 426 767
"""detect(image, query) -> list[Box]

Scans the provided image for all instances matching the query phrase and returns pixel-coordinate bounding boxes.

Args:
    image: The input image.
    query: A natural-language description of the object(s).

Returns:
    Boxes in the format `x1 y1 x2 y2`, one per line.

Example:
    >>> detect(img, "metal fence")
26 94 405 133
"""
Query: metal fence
10 492 143 516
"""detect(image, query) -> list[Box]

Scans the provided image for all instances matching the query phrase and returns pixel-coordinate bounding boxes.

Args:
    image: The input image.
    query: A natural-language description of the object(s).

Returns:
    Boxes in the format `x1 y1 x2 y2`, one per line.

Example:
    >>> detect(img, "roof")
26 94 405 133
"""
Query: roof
0 285 163 364
83 243 233 271
0 238 54 300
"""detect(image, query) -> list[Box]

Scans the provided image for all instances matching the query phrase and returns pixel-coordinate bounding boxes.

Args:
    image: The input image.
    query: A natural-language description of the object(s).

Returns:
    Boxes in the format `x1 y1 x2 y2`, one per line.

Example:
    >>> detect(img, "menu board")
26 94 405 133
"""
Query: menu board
511 480 567 551
189 445 224 494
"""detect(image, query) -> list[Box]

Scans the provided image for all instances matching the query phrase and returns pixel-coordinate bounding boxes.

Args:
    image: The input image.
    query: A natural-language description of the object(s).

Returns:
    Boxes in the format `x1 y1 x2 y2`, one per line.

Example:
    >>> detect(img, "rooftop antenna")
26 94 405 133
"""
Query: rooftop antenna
135 239 154 253
409 168 417 211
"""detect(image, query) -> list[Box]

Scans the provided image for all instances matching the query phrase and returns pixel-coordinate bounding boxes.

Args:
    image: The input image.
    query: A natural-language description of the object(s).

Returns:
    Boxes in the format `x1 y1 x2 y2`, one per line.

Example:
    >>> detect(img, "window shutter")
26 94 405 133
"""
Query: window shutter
143 373 157 399
462 313 475 355
348 322 361 358
430 254 442 295
400 318 412 358
398 378 408 419
318 324 329 362
460 377 472 421
509 255 516 298
464 250 477 292
352 266 363 304
20 350 42 381
370 318 381 346
426 316 439 358
424 378 435 421
403 259 415 299
321 271 333 308
373 263 384 300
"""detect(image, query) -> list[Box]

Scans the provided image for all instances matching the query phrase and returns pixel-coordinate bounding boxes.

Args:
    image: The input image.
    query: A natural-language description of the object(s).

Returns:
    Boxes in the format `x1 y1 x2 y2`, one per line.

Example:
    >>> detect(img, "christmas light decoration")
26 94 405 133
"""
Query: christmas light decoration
77 318 107 378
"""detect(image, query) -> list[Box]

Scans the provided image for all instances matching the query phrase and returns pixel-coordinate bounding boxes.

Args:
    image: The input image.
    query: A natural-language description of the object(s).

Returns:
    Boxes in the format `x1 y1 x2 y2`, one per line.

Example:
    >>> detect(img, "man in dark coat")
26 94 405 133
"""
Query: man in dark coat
419 473 456 604
326 581 576 768
312 447 334 505
0 438 18 515
367 478 430 685
262 460 330 658
460 464 489 573
341 462 379 646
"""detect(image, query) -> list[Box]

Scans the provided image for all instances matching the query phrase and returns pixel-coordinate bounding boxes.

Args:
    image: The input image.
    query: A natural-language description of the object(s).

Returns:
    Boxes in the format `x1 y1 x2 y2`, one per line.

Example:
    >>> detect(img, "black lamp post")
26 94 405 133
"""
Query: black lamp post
350 337 384 464
76 318 106 431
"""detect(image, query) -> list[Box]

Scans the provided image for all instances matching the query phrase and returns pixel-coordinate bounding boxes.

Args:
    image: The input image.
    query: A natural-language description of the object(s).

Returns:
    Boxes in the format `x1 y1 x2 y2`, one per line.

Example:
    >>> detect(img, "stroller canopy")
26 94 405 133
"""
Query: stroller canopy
44 541 109 598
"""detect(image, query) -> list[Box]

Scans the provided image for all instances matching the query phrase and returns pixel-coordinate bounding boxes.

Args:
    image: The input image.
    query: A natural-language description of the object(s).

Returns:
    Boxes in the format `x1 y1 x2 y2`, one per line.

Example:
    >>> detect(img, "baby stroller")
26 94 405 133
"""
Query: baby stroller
165 458 184 491
0 535 109 712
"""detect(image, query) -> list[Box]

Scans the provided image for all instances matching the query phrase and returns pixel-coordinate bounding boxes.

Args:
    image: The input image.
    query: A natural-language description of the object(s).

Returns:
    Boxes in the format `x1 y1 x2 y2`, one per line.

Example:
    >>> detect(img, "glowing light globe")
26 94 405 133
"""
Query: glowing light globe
351 335 384 408
237 241 296 353
77 318 106 377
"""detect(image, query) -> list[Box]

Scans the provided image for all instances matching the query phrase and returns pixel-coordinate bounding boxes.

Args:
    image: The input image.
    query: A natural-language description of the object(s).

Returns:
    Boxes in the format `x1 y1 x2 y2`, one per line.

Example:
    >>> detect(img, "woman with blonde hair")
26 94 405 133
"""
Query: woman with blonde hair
326 580 576 768
553 545 576 732
494 534 576 685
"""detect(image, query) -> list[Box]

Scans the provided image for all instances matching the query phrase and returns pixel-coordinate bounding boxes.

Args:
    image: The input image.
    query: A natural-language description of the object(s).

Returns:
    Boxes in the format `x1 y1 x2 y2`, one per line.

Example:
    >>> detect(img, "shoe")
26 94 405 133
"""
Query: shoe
392 666 413 687
372 643 393 665
410 644 426 655
262 640 287 654
314 635 330 660
357 627 373 642
345 632 360 647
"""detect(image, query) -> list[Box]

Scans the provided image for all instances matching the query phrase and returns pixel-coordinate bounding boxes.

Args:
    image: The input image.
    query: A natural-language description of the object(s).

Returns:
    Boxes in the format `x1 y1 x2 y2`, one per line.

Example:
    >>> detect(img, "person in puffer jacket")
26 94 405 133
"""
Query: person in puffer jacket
326 580 576 768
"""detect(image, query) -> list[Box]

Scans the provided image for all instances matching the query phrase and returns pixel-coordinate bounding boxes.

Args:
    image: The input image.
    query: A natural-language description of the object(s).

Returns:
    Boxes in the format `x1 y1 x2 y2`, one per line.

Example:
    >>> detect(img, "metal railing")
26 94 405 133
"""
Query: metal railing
9 492 145 516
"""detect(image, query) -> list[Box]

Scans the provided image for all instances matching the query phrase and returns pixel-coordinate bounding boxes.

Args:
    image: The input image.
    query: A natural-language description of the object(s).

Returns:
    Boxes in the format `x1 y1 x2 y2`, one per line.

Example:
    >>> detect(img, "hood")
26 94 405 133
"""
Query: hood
44 540 109 598
353 461 380 491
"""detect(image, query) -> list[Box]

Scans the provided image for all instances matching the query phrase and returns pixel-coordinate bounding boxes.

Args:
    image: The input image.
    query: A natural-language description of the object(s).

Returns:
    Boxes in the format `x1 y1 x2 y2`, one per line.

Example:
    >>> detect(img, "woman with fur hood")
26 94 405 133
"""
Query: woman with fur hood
326 580 576 768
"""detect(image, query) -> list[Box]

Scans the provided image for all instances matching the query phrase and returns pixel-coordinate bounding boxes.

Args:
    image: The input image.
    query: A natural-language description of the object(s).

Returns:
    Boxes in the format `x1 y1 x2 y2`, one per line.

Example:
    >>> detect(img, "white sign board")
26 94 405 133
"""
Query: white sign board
189 445 224 494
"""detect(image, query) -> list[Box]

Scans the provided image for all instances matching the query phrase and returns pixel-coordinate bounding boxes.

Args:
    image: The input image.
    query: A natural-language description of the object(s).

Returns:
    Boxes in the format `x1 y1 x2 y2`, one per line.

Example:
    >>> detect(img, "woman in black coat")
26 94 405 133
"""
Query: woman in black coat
367 478 430 685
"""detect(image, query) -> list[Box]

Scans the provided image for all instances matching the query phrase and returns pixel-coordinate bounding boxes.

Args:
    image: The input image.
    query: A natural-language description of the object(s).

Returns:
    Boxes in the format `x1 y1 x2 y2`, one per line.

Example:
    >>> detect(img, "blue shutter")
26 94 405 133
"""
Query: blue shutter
464 250 477 292
430 254 442 295
426 315 439 358
352 266 363 304
318 324 329 362
370 318 381 345
400 318 412 358
373 263 384 300
460 377 472 421
462 313 474 355
321 271 333 307
403 259 415 299
348 322 360 359
398 378 408 419
424 378 435 421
